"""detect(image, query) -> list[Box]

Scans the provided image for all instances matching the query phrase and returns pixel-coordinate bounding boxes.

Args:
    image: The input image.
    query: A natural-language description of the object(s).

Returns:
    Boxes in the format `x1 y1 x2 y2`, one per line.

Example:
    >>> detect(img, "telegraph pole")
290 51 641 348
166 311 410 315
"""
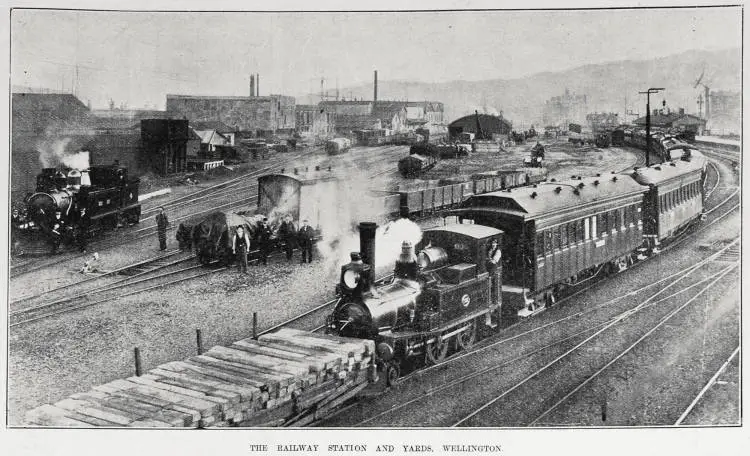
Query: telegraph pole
638 88 664 167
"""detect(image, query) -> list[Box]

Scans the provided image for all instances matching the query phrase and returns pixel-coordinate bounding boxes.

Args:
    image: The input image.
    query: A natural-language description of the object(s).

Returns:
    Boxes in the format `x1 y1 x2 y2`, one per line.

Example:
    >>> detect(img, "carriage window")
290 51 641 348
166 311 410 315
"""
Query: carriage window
613 209 620 230
552 227 560 250
560 224 568 247
571 222 577 244
544 230 553 253
600 213 608 235
536 232 545 256
591 216 597 239
584 218 591 240
577 220 584 242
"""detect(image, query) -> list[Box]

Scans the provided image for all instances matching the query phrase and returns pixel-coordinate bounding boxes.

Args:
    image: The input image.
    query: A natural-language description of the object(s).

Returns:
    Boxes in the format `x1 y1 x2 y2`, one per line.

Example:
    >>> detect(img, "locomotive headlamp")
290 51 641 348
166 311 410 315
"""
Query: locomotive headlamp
342 269 361 290
340 252 371 295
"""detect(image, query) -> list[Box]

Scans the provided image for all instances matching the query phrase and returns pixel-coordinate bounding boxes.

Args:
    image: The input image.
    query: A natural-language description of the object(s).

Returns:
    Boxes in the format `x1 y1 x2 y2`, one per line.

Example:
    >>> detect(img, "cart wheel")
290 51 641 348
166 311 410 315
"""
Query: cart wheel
386 362 401 387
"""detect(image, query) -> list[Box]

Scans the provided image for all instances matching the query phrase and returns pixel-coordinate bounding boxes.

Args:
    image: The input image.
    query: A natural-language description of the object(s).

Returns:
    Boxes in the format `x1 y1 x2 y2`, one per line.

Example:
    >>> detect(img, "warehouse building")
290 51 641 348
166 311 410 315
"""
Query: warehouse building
166 94 296 136
448 113 513 141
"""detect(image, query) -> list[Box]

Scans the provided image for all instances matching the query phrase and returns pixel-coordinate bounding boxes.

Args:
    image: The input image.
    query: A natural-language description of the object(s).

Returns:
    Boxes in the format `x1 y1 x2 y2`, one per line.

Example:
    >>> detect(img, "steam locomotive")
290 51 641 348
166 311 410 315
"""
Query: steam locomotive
328 222 502 384
25 165 141 234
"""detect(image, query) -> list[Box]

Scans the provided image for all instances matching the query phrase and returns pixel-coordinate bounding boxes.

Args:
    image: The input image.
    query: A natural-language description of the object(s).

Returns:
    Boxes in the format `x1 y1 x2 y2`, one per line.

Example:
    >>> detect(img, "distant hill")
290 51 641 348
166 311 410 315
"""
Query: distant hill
305 48 740 126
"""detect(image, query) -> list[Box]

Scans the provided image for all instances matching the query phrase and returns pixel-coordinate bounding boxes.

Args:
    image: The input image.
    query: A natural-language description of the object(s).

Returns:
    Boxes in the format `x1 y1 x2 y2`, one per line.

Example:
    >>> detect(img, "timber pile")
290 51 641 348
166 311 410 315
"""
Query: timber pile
25 328 375 428
473 140 503 153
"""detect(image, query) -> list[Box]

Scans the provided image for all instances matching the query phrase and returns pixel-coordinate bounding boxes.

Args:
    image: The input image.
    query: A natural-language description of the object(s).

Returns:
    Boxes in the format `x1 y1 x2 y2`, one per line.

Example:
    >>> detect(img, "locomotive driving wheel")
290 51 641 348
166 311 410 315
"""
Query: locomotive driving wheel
425 334 448 365
456 321 476 351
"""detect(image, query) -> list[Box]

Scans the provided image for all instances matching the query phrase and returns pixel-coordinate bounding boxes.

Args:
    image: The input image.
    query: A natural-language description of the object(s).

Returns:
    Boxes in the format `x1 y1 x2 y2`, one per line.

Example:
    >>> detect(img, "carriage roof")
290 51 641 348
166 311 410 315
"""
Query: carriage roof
458 174 647 219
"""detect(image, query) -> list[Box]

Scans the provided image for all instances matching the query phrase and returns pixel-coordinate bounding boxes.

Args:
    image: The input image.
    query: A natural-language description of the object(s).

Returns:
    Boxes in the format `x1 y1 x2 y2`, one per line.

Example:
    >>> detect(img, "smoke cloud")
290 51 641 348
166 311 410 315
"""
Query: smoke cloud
36 137 90 170
312 169 424 280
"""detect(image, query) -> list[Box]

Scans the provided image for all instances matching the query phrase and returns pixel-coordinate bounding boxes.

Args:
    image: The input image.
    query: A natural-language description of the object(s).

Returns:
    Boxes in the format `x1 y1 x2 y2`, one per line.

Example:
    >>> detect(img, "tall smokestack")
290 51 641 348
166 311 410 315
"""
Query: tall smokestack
256 73 260 97
358 222 378 281
250 74 255 97
373 70 378 108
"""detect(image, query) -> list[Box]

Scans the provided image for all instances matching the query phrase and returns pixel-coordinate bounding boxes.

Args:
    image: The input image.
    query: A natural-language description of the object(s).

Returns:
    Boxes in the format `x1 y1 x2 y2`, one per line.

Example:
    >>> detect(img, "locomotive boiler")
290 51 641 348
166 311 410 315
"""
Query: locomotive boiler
327 222 503 385
26 164 141 233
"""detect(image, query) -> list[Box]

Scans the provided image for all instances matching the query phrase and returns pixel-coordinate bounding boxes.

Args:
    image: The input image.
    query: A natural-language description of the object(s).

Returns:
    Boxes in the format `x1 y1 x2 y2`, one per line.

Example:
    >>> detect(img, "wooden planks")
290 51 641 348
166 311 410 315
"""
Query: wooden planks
25 328 375 428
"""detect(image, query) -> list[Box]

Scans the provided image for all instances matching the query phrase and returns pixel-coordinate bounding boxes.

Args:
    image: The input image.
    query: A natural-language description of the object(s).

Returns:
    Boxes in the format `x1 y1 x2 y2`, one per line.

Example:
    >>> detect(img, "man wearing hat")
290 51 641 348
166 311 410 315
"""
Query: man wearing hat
49 210 67 254
155 207 169 251
278 214 297 261
297 218 315 264
256 217 273 265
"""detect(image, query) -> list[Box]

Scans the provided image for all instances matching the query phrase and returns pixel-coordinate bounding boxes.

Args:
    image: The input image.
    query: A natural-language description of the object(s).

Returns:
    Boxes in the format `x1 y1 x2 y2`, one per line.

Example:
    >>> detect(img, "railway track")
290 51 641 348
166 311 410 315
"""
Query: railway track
9 149 325 277
336 239 737 427
317 152 738 427
9 255 220 328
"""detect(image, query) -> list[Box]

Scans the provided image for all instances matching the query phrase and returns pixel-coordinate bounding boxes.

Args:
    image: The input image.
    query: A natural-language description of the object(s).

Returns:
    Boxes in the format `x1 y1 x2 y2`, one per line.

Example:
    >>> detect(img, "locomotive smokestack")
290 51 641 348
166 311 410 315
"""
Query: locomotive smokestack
358 222 378 281
373 70 378 111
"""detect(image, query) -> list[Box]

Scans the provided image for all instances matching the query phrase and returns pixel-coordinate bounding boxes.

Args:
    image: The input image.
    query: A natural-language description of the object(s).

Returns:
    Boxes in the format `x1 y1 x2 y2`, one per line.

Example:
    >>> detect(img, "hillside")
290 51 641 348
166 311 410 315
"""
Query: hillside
309 48 740 126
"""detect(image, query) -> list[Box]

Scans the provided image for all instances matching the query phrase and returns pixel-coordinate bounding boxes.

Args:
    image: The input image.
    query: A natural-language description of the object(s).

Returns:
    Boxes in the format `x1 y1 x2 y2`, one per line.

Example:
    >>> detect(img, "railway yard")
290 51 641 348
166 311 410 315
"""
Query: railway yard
6 132 741 428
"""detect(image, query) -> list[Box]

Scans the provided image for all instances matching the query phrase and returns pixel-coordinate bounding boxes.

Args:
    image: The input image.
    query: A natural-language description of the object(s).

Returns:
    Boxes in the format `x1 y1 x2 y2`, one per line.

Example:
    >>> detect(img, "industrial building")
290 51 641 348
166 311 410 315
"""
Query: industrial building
633 107 706 135
448 113 512 141
166 94 296 136
543 88 588 126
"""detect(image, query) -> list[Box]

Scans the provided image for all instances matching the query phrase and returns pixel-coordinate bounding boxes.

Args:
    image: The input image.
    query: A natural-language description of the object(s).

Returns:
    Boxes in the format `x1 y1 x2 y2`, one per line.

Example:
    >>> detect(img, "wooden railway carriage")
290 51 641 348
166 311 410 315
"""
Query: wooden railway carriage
631 158 704 247
450 175 648 317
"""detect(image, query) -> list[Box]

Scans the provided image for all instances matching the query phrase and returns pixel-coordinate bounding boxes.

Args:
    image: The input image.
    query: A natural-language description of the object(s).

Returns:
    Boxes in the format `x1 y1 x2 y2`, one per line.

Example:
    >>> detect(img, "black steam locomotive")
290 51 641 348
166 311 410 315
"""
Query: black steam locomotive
25 165 141 234
327 222 502 385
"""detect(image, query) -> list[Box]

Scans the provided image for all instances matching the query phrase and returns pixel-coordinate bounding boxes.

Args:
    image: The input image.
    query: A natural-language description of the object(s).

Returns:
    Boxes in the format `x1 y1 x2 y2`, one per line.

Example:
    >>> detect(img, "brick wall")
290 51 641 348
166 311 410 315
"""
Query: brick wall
166 95 296 132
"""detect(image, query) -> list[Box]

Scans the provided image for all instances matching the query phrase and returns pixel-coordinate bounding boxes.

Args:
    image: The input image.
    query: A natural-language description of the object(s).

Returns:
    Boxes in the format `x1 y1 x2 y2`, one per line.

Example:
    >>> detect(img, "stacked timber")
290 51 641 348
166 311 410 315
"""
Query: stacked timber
25 328 375 428
473 140 503 153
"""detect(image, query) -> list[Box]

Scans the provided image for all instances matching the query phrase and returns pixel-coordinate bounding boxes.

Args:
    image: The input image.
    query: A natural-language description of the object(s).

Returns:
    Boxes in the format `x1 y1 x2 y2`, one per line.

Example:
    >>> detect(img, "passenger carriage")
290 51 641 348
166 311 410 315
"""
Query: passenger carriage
631 158 705 250
449 174 648 318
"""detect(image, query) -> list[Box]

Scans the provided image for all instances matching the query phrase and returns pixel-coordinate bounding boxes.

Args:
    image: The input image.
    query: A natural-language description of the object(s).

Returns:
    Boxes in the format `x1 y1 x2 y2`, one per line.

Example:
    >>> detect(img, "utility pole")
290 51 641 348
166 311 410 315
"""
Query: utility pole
639 87 664 167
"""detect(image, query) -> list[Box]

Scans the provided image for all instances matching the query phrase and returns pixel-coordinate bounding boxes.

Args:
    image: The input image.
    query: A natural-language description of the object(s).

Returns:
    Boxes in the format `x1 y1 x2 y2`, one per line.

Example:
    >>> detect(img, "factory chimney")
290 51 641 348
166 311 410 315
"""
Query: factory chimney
256 73 260 96
249 75 255 97
373 70 378 112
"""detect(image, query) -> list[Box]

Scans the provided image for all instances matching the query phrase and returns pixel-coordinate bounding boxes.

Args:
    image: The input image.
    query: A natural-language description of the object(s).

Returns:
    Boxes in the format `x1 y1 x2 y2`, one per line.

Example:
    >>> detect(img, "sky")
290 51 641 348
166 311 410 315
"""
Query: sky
10 6 742 109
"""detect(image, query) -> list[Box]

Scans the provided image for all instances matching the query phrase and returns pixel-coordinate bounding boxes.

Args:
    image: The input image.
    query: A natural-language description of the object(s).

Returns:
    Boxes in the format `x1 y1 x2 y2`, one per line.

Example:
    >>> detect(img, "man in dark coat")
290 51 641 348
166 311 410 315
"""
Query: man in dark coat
297 219 315 264
75 207 91 253
278 215 297 261
232 225 251 274
256 218 273 265
49 210 67 254
155 207 169 251
485 237 502 327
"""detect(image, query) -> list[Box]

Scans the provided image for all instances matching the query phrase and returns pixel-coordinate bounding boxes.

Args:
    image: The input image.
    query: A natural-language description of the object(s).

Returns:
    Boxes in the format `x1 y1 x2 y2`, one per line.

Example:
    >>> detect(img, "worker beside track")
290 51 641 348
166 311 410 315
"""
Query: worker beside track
232 225 251 274
298 219 315 264
256 218 273 266
156 207 169 251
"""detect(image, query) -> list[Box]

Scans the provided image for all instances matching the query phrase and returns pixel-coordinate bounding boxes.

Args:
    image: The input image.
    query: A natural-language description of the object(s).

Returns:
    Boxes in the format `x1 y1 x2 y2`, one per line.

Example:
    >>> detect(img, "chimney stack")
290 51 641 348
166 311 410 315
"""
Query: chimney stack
250 75 255 97
358 222 378 282
373 70 378 109
256 73 260 96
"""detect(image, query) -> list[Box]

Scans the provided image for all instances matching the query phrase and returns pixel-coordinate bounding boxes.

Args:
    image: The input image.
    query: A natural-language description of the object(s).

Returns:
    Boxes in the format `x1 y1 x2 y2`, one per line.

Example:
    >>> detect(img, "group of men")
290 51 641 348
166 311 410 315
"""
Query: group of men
231 216 316 274
45 206 92 254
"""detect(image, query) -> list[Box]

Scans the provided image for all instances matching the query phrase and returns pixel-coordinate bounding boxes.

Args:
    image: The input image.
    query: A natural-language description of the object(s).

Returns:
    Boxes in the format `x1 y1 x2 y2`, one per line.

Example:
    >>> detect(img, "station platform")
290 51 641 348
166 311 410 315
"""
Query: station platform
695 136 741 152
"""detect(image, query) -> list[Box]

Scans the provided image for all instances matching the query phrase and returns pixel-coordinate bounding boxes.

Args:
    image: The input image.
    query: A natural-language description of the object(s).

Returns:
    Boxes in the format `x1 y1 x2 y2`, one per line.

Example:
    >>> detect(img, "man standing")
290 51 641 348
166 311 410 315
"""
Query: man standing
485 238 502 327
298 219 315 264
256 218 273 265
49 210 67 254
278 215 297 261
156 207 169 251
232 225 251 274
75 207 91 253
